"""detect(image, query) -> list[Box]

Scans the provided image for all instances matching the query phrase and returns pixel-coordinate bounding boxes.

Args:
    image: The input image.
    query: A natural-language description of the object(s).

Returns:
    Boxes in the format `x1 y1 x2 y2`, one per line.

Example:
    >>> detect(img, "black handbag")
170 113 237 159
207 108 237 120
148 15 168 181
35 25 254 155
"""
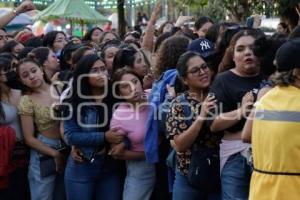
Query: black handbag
187 146 221 192
39 154 56 178
177 94 221 192
39 146 70 178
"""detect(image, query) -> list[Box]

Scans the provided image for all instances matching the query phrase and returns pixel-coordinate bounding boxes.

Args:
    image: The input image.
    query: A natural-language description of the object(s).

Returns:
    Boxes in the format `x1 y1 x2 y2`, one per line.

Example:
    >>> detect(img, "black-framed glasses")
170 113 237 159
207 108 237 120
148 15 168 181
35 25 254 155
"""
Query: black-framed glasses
188 63 209 76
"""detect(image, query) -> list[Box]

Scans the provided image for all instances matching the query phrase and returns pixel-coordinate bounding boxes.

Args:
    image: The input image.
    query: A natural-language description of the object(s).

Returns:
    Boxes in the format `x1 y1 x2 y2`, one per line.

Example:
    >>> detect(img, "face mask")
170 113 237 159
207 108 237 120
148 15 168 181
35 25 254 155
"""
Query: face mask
5 71 22 90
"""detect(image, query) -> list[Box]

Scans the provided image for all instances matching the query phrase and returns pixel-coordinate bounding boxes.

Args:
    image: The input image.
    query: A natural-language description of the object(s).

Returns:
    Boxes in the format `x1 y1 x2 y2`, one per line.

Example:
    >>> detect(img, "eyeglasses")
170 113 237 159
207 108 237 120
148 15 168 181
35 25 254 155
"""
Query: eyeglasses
187 63 209 76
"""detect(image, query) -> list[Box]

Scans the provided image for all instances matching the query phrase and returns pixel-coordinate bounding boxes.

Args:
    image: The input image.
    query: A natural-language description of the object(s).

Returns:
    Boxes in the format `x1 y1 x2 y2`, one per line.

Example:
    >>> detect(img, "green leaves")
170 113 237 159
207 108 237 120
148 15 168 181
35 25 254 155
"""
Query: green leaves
197 0 226 22
174 0 208 9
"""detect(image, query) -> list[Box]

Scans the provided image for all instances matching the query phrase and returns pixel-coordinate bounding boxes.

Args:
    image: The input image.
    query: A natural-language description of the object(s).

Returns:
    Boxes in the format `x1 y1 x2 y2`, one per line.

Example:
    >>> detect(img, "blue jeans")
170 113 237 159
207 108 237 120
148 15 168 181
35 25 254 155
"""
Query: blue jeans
64 155 122 200
172 170 220 200
28 134 65 200
221 152 252 200
123 160 155 200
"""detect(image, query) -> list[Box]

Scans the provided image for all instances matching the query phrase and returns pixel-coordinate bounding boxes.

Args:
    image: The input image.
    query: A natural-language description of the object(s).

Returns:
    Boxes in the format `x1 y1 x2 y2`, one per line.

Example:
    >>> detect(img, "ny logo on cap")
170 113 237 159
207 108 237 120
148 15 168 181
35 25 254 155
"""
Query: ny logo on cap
200 41 210 50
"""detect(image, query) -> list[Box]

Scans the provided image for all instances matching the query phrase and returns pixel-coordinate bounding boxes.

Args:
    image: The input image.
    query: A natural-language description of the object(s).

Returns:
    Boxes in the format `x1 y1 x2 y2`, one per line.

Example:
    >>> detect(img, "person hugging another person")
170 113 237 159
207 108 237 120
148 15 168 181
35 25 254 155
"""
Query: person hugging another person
17 58 66 200
110 68 156 200
208 29 265 200
63 54 123 200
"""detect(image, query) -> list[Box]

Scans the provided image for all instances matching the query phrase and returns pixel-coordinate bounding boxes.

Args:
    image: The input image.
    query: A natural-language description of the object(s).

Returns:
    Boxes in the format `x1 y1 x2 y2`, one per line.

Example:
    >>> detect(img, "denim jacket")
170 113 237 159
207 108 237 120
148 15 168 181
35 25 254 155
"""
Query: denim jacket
64 105 105 161
144 69 177 163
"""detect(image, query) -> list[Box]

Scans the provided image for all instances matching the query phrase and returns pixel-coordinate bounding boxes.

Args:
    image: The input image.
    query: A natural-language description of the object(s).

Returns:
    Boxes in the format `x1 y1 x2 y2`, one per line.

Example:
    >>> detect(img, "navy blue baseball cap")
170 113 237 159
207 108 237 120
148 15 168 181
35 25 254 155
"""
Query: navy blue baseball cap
275 38 300 72
188 38 215 58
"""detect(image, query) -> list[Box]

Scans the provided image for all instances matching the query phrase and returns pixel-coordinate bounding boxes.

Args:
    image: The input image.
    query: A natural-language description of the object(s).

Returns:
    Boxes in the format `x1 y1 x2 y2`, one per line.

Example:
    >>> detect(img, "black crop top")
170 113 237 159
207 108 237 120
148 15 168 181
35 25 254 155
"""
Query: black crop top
208 70 264 133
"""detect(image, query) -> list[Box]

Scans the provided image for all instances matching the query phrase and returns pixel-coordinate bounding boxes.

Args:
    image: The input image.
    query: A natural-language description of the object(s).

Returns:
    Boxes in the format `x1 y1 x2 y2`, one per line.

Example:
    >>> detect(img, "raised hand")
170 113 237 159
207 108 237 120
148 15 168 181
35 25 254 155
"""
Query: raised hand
175 16 194 27
16 0 35 14
149 0 161 24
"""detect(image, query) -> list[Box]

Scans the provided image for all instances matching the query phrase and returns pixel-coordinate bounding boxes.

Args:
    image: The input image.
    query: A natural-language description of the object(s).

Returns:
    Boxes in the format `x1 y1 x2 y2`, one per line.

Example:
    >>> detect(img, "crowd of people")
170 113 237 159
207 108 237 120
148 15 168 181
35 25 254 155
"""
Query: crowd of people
0 0 300 200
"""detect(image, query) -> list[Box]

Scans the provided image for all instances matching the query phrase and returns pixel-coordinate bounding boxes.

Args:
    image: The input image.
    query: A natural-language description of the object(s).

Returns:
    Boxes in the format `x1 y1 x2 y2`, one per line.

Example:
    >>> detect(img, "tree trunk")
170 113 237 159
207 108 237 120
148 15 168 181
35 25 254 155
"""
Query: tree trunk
168 0 176 21
117 0 126 38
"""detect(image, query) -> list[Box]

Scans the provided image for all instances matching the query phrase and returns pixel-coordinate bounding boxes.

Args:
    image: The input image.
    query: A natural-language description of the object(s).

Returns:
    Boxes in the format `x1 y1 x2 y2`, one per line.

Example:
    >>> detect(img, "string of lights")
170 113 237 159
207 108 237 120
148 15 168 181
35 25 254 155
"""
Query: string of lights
0 0 157 9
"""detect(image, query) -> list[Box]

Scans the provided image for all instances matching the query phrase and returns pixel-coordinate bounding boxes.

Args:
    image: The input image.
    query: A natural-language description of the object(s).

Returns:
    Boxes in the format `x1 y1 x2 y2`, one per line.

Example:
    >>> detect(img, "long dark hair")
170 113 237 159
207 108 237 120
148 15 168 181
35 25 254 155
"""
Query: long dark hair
0 58 13 120
83 27 103 42
155 35 190 78
218 29 265 73
176 51 204 93
176 51 203 78
28 47 50 66
194 16 213 31
99 32 119 45
43 31 66 48
59 41 82 70
66 54 106 112
253 36 286 77
112 47 137 74
72 46 93 68
176 51 214 94
100 39 122 60
16 58 51 94
64 54 119 132
1 40 21 54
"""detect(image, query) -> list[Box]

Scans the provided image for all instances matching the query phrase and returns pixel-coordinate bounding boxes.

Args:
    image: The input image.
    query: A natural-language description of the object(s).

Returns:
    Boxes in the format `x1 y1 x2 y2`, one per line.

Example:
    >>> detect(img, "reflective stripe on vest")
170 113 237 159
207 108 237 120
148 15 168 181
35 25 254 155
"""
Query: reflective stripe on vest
255 110 300 123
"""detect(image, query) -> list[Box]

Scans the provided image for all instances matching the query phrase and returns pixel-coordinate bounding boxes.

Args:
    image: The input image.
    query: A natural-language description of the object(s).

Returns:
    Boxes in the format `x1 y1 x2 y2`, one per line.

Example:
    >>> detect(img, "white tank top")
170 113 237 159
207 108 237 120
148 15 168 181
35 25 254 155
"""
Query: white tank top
0 101 23 140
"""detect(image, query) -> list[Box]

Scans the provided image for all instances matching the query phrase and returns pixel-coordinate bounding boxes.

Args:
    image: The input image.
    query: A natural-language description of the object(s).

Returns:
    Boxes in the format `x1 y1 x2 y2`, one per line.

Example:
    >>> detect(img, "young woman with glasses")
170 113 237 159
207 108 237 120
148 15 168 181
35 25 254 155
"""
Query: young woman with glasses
166 51 221 200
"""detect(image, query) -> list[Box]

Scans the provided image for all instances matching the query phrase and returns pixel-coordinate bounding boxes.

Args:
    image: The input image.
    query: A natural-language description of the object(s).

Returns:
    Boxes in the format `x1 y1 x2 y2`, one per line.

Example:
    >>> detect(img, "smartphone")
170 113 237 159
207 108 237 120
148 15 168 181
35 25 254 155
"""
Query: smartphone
208 92 215 98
